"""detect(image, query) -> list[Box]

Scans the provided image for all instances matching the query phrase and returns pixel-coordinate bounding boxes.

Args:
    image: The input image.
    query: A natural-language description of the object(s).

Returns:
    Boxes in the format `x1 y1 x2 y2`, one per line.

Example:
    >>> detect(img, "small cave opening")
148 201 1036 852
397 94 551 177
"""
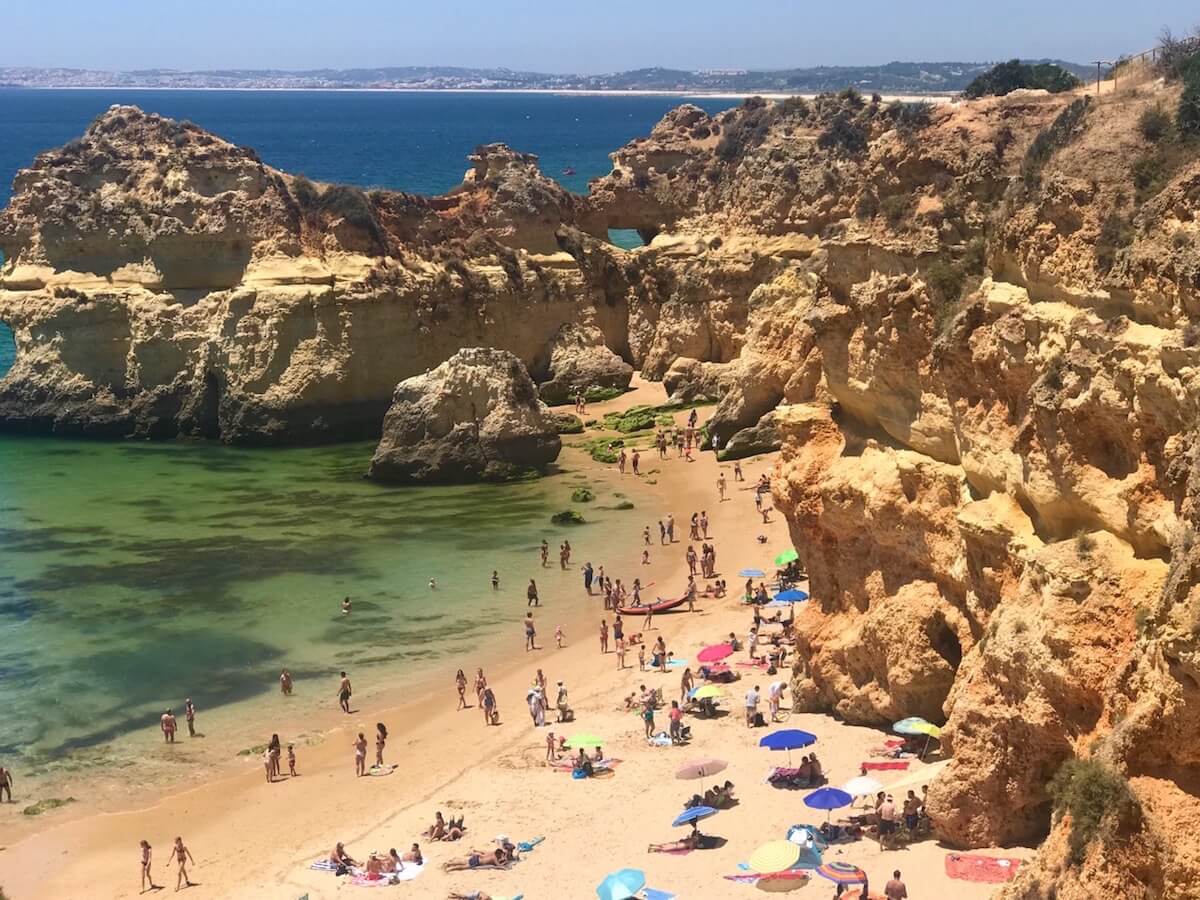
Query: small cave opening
0 321 15 378
198 371 222 437
606 228 647 250
926 613 964 671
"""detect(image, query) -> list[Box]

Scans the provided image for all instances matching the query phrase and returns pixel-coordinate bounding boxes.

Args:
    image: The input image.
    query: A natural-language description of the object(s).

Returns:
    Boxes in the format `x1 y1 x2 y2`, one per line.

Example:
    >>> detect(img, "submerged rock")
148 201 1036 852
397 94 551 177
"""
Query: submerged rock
367 348 560 484
537 323 633 406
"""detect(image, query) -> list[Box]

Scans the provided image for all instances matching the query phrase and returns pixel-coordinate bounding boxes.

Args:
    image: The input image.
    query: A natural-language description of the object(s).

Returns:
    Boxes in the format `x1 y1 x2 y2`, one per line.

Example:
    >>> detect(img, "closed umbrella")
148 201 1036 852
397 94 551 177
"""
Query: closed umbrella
676 758 728 780
774 549 799 566
597 867 646 900
697 643 734 663
804 787 853 822
672 805 718 828
758 729 817 764
749 840 801 874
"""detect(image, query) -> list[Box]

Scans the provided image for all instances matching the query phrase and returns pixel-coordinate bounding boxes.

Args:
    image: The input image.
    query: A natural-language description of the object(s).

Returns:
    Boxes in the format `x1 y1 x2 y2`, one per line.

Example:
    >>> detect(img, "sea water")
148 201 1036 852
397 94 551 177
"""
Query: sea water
0 89 737 793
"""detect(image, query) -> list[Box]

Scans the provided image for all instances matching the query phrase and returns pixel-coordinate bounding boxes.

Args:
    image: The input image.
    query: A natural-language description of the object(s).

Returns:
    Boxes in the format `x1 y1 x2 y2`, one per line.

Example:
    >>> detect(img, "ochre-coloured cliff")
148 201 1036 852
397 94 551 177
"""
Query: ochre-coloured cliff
4 85 1200 895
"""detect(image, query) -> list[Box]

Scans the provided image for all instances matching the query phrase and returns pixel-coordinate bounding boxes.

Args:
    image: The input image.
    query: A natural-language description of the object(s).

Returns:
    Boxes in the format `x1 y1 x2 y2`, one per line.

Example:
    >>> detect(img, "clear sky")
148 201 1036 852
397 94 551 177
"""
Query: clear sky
3 0 1197 72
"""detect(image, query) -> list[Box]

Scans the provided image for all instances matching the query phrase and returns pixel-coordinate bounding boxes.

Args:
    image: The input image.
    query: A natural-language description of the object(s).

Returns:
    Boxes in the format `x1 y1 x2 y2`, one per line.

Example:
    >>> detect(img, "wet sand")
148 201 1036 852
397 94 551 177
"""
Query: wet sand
0 382 1031 898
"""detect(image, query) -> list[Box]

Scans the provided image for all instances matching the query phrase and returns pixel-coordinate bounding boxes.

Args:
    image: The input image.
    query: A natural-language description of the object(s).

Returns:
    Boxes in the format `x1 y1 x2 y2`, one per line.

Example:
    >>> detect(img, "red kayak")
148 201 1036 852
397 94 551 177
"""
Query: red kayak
615 594 688 617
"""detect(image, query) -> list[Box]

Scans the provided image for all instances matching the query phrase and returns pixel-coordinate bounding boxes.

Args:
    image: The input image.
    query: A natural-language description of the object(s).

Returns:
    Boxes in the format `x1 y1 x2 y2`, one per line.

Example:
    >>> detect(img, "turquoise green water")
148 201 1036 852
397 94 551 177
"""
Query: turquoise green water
0 435 619 775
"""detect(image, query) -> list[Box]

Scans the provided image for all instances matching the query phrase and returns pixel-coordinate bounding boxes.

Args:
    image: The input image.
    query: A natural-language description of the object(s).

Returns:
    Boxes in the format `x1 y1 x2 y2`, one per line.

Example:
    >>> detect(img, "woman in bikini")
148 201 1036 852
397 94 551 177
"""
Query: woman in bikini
354 733 368 777
375 723 388 768
456 670 468 710
474 669 487 706
267 734 281 779
173 836 195 891
140 839 159 893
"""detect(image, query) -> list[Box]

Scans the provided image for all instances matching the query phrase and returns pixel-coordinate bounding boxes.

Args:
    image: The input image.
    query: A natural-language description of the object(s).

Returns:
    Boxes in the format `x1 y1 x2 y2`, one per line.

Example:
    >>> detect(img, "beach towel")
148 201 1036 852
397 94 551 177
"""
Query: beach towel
666 658 688 668
350 863 425 886
644 889 676 900
735 660 769 668
861 761 909 771
368 764 397 777
310 859 338 872
945 854 1022 883
517 837 544 853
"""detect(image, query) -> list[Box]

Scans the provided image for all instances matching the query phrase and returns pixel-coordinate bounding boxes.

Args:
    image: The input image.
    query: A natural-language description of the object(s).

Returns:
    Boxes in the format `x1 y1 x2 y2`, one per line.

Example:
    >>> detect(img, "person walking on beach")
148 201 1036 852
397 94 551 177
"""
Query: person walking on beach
375 722 388 768
618 449 627 474
491 570 500 590
184 698 196 738
686 545 698 576
686 576 697 613
280 668 293 695
734 460 744 481
599 619 609 653
161 708 177 744
700 510 709 539
337 672 352 714
540 540 549 567
263 748 273 783
745 685 761 727
658 520 667 545
268 734 281 779
140 839 159 893
631 449 640 475
527 579 540 607
482 686 498 725
643 526 651 546
667 514 676 542
680 667 695 704
718 472 727 501
583 561 594 594
456 669 469 710
525 612 538 651
173 836 195 892
0 765 12 803
287 743 297 777
354 732 368 777
475 668 487 706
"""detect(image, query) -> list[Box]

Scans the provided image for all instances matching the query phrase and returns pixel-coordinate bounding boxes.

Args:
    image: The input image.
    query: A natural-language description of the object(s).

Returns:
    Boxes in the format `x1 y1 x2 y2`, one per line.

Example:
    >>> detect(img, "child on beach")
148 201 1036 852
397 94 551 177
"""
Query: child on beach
642 549 650 564
638 644 646 671
555 624 565 648
287 743 297 776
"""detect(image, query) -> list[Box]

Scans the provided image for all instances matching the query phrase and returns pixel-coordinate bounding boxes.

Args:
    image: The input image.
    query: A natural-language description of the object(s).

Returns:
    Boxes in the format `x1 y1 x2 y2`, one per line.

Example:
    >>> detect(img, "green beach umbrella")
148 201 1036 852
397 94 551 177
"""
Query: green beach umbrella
564 733 604 749
774 548 799 566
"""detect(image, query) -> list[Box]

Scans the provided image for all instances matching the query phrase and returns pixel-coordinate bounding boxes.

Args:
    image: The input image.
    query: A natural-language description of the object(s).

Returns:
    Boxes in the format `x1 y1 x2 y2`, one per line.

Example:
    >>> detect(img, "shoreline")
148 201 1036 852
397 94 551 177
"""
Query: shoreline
0 86 958 102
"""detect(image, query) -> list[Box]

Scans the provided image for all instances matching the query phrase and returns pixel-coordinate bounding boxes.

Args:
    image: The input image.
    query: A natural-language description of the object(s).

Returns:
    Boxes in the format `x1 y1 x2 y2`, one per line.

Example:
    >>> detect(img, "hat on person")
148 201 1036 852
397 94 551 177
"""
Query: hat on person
494 834 509 845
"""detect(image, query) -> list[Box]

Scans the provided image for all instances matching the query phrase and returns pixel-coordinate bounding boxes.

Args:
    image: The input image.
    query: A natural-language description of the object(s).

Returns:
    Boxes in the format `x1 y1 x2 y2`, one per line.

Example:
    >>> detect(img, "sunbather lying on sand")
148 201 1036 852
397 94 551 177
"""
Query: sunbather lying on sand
425 812 466 841
441 848 510 871
448 893 494 900
648 829 706 853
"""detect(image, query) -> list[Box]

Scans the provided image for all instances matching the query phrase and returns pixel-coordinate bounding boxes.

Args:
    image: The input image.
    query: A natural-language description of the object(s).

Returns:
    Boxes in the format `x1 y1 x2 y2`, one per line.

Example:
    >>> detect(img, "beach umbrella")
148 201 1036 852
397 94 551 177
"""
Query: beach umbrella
739 568 766 578
672 805 718 828
842 775 883 797
676 758 728 780
596 867 646 900
756 870 810 892
893 716 942 758
697 643 734 663
564 733 604 749
689 684 723 700
773 589 809 602
815 861 866 886
758 728 816 764
749 840 801 874
804 787 853 823
774 549 799 566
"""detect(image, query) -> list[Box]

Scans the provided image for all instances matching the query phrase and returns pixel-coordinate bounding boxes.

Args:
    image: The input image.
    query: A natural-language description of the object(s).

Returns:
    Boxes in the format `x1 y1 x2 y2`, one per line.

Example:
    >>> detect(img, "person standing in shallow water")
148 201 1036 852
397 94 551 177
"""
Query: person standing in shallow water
160 708 177 743
337 671 352 714
491 570 500 590
540 540 549 567
279 668 293 695
525 612 538 651
0 765 13 803
527 578 540 607
184 698 196 738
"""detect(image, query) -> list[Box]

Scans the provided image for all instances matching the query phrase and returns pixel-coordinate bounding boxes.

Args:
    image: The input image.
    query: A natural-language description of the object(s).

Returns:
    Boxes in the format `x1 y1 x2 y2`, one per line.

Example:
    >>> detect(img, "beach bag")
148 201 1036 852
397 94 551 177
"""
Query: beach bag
335 864 349 876
754 712 766 727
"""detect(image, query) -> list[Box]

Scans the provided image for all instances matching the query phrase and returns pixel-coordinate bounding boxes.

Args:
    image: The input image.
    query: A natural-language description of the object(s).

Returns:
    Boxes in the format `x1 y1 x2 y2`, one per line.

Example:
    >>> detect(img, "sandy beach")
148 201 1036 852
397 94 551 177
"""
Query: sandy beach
0 382 1030 899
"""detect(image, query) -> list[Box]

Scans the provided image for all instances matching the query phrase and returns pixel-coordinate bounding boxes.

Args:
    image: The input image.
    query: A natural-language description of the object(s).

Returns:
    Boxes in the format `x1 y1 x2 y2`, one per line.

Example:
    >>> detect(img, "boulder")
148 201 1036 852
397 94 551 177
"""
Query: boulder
718 411 782 460
368 348 561 483
537 324 633 406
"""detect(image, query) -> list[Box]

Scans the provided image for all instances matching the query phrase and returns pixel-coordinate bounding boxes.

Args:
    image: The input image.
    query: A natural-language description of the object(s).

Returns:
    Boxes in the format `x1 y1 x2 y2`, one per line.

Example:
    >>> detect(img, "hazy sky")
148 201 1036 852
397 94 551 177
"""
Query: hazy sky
4 1 1197 72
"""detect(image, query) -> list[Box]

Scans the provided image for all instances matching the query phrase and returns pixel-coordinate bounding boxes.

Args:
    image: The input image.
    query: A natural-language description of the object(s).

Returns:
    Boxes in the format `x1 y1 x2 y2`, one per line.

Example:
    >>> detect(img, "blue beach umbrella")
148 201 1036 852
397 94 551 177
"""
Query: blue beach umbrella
804 787 853 822
774 589 809 602
758 729 817 764
597 867 646 900
738 568 766 578
672 805 718 828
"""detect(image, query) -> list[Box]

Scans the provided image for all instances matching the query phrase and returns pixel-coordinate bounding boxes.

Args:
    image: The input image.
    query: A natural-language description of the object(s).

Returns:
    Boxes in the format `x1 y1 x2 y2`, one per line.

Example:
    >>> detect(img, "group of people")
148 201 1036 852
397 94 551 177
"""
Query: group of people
139 836 195 894
158 699 197 743
262 732 299 783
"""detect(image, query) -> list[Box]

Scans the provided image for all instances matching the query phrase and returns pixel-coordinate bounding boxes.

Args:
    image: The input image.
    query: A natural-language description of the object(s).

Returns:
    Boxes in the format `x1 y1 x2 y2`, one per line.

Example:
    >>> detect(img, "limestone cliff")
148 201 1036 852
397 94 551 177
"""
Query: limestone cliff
5 84 1200 894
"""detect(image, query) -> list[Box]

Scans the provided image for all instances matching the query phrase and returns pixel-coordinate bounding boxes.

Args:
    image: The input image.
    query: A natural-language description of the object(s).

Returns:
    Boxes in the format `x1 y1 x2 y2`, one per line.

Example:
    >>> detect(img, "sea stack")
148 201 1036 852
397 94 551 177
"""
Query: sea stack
367 347 561 483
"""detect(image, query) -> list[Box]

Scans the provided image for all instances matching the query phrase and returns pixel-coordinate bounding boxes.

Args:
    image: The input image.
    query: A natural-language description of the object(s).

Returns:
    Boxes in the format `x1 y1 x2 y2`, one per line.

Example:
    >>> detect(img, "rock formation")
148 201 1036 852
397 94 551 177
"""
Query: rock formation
535 322 633 406
367 348 560 483
5 81 1200 893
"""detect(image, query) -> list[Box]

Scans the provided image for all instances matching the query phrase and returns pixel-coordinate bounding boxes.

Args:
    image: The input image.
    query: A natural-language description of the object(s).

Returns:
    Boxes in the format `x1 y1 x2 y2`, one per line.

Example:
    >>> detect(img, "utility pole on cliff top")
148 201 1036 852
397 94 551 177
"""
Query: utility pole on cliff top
1091 60 1110 96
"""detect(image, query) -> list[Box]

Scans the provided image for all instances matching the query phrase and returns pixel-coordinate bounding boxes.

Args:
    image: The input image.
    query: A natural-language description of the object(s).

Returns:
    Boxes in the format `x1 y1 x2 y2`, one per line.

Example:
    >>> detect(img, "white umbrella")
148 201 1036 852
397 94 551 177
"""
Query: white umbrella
842 775 883 797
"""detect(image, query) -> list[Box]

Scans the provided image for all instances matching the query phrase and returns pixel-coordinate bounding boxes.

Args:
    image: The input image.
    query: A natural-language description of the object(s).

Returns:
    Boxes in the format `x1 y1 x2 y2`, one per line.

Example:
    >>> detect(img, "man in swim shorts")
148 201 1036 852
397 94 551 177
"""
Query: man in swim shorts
338 672 353 714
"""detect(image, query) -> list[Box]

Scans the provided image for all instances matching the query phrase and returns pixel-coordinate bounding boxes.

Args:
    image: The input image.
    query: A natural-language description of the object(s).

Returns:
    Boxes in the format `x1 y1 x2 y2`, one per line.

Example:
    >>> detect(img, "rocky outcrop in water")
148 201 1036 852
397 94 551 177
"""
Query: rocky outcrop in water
367 348 560 483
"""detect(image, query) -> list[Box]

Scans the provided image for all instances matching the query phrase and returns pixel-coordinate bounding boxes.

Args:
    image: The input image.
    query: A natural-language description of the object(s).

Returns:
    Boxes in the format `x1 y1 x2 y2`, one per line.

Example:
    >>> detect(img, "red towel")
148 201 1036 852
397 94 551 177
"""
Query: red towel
860 761 909 771
945 854 1021 883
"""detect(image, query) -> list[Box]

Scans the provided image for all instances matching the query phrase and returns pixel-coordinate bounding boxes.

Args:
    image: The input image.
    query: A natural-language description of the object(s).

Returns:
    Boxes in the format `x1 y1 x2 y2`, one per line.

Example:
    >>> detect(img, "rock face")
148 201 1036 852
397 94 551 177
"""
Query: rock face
6 85 1200 891
535 323 633 406
367 348 560 483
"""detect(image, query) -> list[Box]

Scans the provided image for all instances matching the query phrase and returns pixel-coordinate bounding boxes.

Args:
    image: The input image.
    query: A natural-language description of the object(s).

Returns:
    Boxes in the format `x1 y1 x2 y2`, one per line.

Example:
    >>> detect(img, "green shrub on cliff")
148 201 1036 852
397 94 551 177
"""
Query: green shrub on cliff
963 60 1080 98
1047 758 1138 865
816 112 869 156
1021 97 1091 187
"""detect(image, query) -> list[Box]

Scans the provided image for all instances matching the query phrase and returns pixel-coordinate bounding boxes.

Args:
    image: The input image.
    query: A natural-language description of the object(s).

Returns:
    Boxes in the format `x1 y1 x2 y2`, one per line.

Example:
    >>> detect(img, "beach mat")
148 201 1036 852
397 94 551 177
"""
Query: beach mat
310 859 337 872
368 764 397 777
350 862 425 886
945 854 1021 883
861 761 909 771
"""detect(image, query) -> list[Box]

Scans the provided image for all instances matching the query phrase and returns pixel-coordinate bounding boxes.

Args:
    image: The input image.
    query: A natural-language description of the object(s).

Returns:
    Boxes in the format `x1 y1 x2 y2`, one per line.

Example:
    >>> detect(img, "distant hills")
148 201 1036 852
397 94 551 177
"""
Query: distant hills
0 61 1096 95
